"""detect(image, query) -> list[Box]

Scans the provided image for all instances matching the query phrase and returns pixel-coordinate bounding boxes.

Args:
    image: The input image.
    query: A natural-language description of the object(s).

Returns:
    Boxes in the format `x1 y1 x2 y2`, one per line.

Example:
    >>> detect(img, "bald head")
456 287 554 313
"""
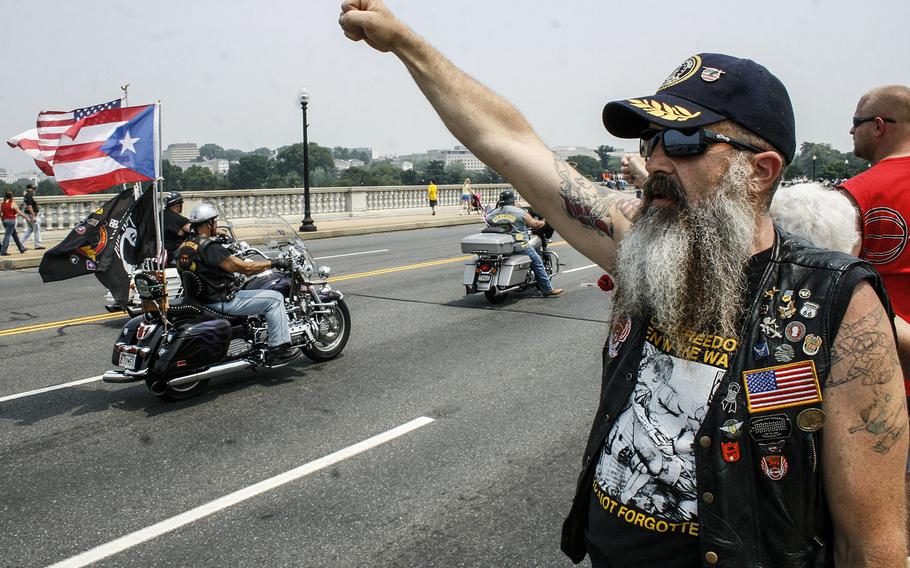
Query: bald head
858 85 910 122
852 84 910 163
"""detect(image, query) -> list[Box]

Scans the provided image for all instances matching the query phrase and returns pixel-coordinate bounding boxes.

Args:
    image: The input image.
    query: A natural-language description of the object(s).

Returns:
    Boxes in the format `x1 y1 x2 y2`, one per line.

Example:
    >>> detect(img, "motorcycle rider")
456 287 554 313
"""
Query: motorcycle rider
163 191 190 264
486 190 563 297
174 203 300 365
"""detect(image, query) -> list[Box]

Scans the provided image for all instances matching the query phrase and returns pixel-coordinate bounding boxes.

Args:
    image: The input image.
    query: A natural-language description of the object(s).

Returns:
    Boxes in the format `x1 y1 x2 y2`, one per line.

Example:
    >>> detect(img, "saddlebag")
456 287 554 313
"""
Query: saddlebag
153 319 232 375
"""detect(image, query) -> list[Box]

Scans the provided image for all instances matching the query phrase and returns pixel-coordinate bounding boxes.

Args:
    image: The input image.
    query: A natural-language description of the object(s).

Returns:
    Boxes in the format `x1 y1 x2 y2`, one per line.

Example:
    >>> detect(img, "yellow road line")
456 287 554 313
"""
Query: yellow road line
0 241 570 337
0 312 125 338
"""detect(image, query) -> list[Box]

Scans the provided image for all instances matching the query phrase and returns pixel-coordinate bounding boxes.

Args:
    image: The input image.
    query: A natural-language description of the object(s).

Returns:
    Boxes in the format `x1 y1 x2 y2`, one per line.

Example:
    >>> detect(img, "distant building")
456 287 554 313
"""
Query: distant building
444 146 487 172
174 159 230 175
163 143 200 163
0 168 45 185
552 146 600 161
334 158 366 171
399 161 413 171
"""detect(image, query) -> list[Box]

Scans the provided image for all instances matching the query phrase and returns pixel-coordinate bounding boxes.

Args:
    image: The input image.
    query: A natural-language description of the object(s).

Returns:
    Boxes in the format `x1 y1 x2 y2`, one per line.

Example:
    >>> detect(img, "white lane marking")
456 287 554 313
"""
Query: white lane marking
46 416 436 568
562 264 598 274
0 375 104 403
314 249 389 260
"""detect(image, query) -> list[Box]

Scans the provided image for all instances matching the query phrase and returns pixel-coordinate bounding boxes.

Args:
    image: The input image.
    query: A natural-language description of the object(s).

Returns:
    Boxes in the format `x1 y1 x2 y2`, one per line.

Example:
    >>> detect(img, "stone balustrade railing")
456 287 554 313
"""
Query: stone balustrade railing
29 183 515 231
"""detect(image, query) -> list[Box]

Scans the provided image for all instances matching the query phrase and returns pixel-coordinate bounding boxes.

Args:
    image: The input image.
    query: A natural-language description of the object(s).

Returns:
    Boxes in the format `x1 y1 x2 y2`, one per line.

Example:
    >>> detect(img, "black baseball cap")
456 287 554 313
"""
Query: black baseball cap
602 53 795 162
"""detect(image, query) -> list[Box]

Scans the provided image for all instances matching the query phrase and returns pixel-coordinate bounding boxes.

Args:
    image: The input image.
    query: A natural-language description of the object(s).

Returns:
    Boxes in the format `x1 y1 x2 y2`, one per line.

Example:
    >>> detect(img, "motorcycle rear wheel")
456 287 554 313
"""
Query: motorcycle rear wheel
301 299 351 362
484 287 508 304
145 375 210 401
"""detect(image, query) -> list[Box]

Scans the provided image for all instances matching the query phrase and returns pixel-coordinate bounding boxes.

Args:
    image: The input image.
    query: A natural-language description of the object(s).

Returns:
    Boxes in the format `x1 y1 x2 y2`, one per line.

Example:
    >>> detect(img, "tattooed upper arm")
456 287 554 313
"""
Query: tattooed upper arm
827 283 907 454
555 159 640 239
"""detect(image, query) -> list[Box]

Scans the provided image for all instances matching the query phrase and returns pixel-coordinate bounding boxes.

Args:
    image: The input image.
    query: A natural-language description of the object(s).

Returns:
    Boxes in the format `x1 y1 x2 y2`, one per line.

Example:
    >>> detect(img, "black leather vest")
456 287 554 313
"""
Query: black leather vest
174 234 238 304
561 228 890 568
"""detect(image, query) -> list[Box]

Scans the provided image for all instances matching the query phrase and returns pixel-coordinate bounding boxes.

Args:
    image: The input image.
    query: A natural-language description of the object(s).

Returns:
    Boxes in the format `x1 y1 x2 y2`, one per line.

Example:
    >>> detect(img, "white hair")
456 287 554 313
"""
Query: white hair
770 182 859 254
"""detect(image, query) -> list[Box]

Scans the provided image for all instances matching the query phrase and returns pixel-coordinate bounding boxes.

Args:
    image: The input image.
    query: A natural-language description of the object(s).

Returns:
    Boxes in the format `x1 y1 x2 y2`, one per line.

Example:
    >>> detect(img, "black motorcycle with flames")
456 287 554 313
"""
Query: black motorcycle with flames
102 216 351 400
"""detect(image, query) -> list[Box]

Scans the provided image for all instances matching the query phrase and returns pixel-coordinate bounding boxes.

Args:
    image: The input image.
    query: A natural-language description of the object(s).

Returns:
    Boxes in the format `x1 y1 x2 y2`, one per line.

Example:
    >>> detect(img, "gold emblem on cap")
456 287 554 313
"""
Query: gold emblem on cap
628 99 703 122
797 408 826 432
658 55 702 91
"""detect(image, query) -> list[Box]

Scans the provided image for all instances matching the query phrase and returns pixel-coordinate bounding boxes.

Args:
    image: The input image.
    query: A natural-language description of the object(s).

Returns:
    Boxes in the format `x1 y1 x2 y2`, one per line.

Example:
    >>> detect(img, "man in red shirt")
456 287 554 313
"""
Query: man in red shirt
839 85 910 541
840 86 910 377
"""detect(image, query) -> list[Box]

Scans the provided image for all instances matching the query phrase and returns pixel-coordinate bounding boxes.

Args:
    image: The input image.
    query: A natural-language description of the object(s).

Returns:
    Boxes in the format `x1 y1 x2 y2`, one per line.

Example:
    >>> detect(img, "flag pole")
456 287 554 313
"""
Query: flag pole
152 100 163 267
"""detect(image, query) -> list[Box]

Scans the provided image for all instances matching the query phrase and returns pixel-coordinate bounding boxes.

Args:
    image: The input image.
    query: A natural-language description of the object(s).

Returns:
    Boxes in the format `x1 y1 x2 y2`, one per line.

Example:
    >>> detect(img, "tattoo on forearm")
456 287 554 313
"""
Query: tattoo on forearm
829 307 907 453
555 160 639 238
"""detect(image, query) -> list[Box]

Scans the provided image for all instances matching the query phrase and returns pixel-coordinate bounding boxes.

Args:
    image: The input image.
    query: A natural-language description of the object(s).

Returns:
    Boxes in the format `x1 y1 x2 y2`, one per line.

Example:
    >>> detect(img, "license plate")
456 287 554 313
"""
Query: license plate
478 274 492 282
119 352 137 369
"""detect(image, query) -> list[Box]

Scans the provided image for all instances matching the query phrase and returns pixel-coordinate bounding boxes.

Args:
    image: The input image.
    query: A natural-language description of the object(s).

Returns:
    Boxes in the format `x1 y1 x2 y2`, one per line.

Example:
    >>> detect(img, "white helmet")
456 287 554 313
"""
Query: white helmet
188 202 219 225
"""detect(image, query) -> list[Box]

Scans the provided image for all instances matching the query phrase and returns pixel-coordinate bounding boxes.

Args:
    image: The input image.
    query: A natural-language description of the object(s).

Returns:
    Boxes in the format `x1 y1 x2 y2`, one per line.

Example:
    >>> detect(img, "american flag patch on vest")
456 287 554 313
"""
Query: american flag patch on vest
742 360 821 413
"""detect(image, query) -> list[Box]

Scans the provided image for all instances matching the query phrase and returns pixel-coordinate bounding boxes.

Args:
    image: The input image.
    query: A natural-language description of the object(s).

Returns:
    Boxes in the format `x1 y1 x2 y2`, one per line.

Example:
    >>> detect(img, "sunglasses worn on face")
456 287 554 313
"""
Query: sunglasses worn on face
852 116 897 128
639 128 766 159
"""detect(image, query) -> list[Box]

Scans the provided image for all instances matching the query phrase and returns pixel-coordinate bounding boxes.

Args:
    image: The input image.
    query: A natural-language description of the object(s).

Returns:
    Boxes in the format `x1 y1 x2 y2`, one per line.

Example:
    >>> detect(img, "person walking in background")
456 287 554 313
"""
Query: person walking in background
427 179 438 215
460 177 472 215
1 191 28 255
20 184 43 250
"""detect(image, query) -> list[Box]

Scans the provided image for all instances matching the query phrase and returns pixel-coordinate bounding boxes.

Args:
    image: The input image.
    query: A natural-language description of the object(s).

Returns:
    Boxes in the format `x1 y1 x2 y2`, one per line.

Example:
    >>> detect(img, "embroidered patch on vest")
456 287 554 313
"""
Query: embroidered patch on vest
742 360 822 413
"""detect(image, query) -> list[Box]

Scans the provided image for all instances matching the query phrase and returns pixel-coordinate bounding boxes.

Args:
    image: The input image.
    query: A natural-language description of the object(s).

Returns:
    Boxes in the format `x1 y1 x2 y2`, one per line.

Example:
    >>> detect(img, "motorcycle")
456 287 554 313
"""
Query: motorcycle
460 211 559 304
102 215 352 400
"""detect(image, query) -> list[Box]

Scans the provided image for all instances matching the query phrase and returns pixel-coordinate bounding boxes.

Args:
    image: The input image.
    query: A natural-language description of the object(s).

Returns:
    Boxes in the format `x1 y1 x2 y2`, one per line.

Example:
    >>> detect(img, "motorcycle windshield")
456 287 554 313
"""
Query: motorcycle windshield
225 214 318 277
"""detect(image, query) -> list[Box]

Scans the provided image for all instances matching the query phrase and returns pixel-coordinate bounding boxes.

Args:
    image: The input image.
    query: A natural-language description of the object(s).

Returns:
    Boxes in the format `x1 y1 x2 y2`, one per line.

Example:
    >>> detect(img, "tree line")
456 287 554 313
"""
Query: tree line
0 141 873 197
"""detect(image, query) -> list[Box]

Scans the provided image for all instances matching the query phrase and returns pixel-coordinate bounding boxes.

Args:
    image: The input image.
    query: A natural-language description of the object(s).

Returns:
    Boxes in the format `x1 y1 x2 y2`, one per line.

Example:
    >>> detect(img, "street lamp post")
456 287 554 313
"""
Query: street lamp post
298 86 316 232
812 155 817 180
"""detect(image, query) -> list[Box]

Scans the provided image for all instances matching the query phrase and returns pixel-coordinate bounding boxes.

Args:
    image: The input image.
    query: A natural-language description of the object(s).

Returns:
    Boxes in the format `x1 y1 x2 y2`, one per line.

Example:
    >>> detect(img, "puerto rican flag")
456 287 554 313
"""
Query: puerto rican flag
53 104 158 195
6 99 122 177
743 360 822 413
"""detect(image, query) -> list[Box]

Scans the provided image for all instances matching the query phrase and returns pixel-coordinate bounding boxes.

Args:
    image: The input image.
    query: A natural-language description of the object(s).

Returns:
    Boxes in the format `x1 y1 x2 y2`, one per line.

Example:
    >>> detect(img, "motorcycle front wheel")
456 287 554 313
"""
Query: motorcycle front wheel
301 299 352 362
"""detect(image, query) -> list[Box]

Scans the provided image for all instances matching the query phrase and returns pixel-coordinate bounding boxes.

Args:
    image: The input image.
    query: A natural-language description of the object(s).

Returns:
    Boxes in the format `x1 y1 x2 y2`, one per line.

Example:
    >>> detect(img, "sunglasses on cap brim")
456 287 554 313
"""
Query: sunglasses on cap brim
640 128 766 159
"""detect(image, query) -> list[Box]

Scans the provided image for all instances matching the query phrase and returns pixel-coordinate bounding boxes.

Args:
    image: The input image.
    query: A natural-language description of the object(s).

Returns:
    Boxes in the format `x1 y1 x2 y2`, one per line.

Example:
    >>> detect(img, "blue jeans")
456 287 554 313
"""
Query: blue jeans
207 289 290 347
21 216 40 246
1 219 26 254
524 246 553 293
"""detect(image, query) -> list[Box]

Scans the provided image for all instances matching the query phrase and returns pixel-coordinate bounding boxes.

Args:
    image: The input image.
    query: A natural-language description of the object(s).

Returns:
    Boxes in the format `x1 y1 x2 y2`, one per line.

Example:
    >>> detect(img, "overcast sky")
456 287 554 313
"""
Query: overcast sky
3 0 909 173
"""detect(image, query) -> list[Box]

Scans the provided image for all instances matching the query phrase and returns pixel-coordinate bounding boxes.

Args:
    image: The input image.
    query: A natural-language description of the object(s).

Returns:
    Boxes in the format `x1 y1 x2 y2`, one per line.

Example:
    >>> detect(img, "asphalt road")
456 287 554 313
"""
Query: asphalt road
0 223 611 568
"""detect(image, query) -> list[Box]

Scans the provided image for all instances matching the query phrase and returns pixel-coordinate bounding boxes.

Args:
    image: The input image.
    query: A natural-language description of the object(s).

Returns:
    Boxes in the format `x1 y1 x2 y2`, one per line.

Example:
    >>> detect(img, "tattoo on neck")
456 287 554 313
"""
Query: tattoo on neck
555 160 639 238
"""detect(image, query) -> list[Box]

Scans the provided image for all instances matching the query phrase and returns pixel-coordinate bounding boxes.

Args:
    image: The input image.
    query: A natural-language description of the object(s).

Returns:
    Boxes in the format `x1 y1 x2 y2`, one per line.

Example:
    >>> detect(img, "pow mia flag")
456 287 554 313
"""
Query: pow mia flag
39 184 156 305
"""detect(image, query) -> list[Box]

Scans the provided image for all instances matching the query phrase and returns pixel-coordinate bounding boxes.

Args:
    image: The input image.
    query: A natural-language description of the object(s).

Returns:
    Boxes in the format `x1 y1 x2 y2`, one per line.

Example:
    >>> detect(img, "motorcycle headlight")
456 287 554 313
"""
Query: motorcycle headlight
318 265 331 278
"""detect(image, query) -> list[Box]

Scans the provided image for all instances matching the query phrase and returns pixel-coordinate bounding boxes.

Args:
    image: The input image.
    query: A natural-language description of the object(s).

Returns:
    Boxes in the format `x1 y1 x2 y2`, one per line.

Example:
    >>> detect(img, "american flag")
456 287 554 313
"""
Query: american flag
6 99 121 176
743 360 821 412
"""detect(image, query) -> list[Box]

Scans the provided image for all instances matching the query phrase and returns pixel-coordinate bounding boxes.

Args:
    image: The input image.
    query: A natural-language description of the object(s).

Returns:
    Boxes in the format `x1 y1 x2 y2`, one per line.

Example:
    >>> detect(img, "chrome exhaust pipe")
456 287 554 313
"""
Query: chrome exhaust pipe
149 381 167 396
165 359 253 388
103 370 144 383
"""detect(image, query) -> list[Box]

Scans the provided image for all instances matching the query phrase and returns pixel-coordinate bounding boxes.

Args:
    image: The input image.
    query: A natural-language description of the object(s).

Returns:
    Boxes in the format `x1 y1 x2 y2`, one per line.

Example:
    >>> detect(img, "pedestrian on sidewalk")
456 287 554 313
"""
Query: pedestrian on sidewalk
1 191 28 255
20 184 44 249
460 177 472 215
427 179 438 215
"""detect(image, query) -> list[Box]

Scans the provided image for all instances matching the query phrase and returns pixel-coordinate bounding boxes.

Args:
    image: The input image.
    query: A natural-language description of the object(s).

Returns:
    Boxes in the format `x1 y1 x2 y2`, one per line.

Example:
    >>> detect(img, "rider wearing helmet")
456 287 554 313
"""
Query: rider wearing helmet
163 191 190 264
174 203 299 364
485 190 563 297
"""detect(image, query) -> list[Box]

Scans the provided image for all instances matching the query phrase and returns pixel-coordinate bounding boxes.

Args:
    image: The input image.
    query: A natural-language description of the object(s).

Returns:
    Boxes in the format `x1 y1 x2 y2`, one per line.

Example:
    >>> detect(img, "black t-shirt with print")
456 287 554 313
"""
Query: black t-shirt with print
583 248 772 568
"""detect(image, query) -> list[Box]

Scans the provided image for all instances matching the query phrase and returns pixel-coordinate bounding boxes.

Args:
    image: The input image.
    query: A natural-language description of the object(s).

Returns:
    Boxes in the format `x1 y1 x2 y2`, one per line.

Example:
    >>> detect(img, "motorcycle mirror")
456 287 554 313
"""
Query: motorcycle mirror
318 266 331 278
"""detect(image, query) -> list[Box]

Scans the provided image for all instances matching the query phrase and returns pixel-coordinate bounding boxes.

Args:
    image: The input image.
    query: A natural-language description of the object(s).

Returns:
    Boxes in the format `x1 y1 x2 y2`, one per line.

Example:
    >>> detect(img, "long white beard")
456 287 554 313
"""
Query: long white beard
613 153 757 345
